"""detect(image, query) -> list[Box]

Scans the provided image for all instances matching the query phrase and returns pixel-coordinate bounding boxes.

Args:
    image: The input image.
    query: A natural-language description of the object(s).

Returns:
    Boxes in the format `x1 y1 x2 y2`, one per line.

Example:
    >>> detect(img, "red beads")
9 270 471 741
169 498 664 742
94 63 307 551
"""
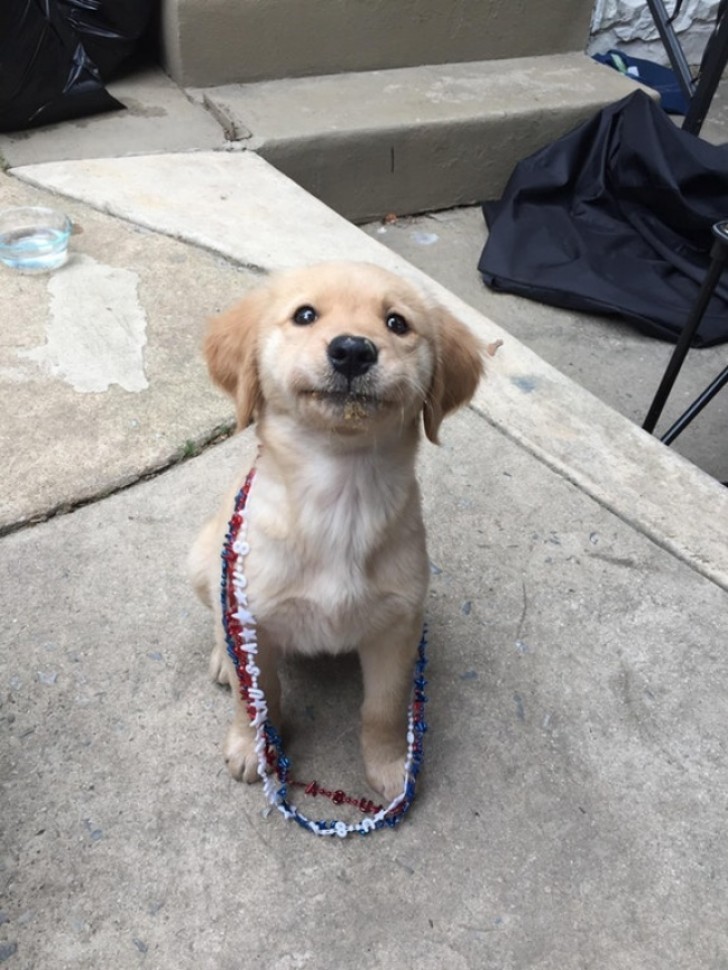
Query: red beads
292 779 383 814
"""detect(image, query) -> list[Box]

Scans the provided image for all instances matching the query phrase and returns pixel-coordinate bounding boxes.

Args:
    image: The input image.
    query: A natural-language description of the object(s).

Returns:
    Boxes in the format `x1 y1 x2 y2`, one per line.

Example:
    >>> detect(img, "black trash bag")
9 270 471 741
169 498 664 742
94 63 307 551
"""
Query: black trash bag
479 90 728 347
0 0 153 134
58 0 153 80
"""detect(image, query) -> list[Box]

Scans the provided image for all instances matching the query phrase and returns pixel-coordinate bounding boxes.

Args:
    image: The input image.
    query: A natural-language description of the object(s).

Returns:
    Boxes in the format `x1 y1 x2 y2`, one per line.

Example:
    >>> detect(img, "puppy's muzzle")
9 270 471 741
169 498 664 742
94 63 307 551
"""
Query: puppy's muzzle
327 335 378 383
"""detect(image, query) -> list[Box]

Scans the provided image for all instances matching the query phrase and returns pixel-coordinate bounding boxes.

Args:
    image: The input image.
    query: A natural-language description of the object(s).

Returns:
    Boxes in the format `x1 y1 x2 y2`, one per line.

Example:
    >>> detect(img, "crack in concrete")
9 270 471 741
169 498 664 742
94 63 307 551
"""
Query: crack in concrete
0 420 235 539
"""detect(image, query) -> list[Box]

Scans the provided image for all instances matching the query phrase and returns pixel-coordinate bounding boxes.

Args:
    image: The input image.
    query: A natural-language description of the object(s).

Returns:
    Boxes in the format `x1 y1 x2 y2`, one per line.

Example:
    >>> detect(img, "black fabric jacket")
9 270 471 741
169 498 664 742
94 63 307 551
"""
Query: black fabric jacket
479 91 728 346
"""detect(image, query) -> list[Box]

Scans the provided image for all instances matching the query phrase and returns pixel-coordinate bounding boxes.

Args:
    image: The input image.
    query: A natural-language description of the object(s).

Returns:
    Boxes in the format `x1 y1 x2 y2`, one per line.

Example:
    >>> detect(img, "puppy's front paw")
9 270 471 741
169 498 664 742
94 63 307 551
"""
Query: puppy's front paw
224 722 260 783
209 644 232 686
365 755 407 802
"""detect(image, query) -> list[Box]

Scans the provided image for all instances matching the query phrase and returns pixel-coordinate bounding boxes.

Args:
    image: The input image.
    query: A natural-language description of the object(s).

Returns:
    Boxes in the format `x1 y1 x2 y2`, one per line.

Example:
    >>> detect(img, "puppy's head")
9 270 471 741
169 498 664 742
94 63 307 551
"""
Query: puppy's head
205 261 483 442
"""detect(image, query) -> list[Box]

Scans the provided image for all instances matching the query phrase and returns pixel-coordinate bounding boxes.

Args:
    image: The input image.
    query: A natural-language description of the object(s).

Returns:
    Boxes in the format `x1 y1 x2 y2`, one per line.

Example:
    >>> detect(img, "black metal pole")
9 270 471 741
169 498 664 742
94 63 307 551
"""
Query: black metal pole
645 0 696 104
660 364 728 444
682 5 728 136
643 221 728 435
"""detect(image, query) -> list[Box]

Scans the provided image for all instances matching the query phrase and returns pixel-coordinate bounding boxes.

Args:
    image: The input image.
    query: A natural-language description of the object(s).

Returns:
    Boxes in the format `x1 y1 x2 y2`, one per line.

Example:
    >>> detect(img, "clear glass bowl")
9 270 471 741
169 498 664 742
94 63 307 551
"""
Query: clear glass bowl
0 206 72 273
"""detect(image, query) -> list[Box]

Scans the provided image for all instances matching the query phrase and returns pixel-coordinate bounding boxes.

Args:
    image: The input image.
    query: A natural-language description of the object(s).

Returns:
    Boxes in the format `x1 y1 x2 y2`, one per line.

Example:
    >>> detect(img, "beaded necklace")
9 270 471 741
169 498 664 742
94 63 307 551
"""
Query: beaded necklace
220 465 428 838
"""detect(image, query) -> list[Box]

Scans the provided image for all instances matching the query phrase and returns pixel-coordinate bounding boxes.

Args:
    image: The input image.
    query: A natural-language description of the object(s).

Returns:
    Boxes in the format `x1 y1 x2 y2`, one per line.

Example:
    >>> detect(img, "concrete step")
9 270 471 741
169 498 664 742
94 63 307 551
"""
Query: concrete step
199 54 645 222
162 0 594 87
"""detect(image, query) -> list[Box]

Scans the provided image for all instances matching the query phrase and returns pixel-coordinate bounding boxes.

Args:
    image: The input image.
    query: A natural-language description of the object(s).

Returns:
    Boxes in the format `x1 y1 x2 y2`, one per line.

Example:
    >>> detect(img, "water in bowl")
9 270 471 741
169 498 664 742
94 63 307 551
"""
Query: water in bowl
0 225 70 272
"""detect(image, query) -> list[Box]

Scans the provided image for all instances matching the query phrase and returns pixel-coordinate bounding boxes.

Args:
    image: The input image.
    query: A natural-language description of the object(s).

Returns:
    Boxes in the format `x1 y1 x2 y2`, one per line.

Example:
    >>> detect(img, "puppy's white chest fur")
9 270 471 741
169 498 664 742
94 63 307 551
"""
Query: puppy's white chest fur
244 448 428 655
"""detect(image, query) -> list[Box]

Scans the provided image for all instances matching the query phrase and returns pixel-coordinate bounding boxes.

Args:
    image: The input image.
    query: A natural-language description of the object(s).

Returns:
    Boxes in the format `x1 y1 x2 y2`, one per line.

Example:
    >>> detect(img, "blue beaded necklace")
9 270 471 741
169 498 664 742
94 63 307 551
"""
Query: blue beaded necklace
220 465 428 838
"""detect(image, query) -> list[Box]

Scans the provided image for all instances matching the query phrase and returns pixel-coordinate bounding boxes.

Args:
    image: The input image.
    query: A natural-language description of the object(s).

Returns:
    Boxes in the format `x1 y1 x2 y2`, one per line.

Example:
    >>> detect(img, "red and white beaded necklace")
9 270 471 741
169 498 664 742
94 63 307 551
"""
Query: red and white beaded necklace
220 465 428 838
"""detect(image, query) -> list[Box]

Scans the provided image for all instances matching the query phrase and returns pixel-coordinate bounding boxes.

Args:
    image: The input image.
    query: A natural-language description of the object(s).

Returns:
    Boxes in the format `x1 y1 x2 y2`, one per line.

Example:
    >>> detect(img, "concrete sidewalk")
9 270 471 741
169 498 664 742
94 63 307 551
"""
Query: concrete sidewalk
2 85 728 969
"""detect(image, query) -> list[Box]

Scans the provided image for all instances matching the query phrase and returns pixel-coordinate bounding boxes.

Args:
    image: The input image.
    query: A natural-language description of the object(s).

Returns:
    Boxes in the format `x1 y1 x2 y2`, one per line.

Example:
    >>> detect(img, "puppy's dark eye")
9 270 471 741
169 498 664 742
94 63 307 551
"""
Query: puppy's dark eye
386 312 409 336
293 305 318 326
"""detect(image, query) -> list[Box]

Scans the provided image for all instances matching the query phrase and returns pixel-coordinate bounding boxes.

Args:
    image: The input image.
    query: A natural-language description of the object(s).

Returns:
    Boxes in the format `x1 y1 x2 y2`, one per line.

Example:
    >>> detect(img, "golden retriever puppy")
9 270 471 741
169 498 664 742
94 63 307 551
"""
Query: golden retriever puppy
188 261 483 800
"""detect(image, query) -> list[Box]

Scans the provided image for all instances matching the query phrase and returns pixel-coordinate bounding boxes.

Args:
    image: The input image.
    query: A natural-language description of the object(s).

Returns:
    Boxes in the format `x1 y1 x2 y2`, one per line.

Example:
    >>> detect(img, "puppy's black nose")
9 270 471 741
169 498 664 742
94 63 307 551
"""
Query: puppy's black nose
327 335 378 380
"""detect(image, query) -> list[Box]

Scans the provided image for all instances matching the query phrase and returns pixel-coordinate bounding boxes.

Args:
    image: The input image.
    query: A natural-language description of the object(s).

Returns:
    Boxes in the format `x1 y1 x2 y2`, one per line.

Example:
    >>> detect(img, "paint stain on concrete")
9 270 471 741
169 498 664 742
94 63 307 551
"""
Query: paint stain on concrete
19 255 148 393
410 230 439 246
513 692 526 721
511 375 539 394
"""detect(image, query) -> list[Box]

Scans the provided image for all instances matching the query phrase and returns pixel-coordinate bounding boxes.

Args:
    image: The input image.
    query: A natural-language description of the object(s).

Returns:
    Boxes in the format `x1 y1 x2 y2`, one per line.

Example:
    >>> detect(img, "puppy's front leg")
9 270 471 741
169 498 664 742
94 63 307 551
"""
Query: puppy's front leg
358 615 422 801
221 627 282 783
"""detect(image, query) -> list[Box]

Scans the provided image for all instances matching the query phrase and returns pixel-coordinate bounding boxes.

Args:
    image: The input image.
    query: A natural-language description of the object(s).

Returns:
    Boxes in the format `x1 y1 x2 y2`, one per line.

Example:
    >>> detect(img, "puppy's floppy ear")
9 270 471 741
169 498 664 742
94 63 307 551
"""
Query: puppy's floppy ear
204 287 268 429
423 308 484 444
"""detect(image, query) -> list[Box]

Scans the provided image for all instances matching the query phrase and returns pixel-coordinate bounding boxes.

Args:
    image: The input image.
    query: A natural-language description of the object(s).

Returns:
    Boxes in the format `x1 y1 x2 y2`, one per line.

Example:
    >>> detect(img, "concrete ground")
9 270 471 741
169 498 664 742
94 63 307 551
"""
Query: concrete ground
2 66 728 970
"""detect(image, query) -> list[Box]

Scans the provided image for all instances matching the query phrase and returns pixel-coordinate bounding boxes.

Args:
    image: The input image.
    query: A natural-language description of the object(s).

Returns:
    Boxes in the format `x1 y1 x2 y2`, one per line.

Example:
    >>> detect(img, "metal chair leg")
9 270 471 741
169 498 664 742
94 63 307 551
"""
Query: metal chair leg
661 364 728 444
645 0 728 136
682 0 728 135
643 220 728 434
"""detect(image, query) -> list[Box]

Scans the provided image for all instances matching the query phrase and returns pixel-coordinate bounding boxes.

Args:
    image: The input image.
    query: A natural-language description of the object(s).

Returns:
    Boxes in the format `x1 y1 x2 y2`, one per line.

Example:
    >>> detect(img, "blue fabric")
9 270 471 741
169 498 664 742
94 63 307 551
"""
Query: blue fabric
593 50 689 115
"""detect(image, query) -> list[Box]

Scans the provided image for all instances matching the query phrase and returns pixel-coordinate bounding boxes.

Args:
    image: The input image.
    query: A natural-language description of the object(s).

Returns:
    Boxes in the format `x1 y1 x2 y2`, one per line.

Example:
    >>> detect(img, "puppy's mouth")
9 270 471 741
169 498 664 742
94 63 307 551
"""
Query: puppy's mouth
303 388 378 402
298 385 389 425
